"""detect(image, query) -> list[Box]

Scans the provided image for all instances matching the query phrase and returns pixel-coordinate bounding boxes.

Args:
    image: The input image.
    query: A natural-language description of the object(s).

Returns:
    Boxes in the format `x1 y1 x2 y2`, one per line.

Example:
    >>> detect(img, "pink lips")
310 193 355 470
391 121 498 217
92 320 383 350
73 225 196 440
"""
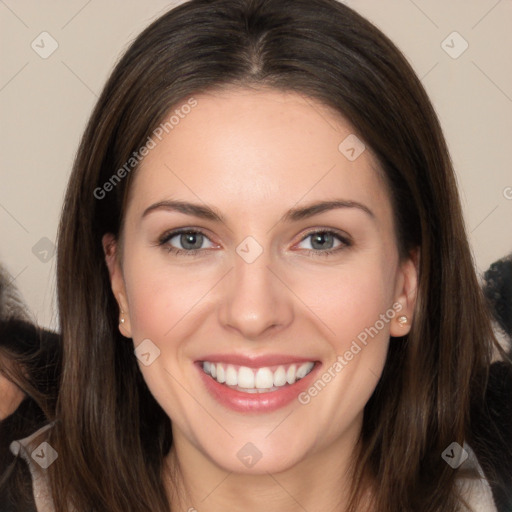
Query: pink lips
196 354 320 413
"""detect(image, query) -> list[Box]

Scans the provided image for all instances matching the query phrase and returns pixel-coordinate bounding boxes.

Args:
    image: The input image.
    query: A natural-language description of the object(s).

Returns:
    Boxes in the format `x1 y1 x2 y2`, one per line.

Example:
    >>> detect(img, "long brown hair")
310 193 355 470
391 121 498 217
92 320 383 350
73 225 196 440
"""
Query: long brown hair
50 0 509 510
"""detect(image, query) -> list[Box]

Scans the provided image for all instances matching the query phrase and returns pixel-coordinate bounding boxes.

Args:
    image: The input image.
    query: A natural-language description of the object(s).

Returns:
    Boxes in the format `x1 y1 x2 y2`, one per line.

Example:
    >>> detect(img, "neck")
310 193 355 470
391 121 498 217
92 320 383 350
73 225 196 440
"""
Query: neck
164 416 373 512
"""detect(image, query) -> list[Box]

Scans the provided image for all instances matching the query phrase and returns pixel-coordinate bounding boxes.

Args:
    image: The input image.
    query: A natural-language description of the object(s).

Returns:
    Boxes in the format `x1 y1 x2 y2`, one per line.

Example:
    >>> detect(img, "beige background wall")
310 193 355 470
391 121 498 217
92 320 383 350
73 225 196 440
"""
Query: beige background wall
0 0 511 331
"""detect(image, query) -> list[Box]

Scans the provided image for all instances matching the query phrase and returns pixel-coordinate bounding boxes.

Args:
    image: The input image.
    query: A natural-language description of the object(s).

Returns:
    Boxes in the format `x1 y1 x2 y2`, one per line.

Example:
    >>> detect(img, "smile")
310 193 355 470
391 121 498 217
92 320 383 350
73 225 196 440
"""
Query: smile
197 357 321 413
201 361 315 393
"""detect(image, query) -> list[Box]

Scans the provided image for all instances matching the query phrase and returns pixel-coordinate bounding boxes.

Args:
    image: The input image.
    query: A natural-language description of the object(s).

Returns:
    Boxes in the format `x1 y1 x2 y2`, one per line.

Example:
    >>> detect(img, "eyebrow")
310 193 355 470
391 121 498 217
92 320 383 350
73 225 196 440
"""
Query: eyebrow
141 199 375 223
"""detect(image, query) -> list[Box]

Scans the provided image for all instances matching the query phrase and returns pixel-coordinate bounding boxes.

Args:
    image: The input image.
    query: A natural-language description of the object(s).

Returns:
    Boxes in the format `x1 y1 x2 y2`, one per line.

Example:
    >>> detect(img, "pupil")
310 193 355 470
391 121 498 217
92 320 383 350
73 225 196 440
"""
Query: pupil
181 232 202 250
312 233 333 250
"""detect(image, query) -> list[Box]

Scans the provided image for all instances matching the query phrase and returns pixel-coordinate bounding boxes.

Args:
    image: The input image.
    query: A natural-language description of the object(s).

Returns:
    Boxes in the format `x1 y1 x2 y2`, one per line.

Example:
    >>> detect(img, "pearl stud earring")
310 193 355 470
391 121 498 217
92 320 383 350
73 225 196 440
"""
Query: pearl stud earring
397 315 408 326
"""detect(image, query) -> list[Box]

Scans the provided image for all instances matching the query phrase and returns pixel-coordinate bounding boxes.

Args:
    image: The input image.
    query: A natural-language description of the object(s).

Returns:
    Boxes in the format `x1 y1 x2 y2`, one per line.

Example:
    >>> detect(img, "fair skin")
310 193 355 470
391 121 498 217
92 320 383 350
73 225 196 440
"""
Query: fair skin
103 87 418 512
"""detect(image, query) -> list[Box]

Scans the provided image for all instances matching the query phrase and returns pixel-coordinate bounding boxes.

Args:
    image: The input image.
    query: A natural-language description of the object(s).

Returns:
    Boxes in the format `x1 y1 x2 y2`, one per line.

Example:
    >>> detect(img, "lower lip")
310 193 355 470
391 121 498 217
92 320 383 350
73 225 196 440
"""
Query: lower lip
196 362 321 413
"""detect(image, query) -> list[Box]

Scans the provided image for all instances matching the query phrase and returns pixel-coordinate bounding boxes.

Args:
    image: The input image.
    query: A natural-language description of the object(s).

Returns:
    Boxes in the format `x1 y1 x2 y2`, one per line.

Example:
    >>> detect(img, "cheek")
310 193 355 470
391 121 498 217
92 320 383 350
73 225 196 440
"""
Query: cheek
289 257 397 352
124 254 215 340
284 260 397 448
121 254 214 429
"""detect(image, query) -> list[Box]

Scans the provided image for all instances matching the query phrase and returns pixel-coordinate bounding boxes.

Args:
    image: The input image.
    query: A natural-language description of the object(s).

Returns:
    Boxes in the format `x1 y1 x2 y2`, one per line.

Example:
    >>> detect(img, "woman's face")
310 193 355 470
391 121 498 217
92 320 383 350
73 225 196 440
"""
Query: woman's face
104 87 417 475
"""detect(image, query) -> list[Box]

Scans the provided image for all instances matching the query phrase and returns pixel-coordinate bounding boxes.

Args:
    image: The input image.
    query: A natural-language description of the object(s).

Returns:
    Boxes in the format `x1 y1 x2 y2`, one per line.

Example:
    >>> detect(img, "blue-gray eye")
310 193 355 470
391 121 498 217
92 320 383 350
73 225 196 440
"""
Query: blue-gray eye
159 229 215 254
297 231 350 253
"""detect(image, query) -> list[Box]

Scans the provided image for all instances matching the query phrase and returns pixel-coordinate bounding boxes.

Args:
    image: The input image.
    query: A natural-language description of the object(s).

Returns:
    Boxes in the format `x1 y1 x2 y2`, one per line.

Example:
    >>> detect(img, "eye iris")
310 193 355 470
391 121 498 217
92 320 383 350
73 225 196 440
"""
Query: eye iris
311 232 334 250
180 232 203 250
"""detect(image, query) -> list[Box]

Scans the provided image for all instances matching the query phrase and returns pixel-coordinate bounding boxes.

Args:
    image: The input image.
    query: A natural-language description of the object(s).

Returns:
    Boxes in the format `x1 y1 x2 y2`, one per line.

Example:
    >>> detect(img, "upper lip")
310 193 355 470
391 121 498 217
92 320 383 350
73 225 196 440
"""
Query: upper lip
197 354 317 368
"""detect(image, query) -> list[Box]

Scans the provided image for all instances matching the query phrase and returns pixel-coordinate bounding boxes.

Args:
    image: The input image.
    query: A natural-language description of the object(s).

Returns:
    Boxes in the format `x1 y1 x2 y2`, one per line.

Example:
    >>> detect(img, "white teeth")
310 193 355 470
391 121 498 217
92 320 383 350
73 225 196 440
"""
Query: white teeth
273 366 287 387
286 365 296 384
255 367 274 388
216 364 226 383
238 366 255 388
201 360 315 392
296 362 314 379
226 365 237 386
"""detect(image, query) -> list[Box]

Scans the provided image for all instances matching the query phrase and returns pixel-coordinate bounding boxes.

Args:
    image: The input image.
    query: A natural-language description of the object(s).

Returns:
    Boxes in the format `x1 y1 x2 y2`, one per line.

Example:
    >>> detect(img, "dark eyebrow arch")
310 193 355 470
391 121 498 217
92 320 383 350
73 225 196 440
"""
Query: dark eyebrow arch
141 199 375 223
283 200 375 222
142 200 224 222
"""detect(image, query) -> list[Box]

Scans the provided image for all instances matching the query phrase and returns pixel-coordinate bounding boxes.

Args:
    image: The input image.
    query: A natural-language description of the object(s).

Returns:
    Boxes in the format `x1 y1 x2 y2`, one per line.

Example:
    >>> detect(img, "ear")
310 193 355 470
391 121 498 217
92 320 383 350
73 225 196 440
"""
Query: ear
102 233 132 338
389 247 419 337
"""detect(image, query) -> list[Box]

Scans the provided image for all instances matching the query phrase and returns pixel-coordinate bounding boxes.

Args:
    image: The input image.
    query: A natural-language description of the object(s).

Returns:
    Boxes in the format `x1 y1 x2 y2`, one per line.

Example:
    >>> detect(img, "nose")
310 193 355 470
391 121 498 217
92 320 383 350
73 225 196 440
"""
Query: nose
218 247 294 341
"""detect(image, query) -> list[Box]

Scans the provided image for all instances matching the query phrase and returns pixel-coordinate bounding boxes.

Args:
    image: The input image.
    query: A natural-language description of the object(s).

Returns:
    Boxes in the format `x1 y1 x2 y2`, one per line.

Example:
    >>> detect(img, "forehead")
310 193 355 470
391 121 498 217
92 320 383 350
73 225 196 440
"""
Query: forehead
127 87 392 226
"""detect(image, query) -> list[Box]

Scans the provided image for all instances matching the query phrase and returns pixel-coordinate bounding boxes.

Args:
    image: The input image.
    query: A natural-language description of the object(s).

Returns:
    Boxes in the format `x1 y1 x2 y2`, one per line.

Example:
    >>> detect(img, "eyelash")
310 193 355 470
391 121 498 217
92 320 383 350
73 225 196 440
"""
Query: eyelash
157 228 352 258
